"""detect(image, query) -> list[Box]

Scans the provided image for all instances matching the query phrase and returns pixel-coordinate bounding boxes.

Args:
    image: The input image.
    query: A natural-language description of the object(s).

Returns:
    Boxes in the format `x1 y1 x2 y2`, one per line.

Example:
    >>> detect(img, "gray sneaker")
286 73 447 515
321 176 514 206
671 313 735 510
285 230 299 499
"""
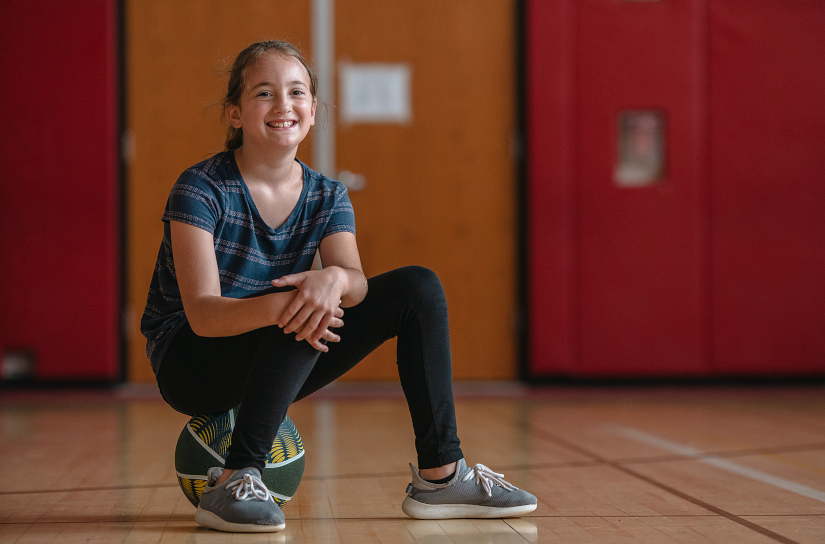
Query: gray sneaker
401 459 537 519
194 467 285 532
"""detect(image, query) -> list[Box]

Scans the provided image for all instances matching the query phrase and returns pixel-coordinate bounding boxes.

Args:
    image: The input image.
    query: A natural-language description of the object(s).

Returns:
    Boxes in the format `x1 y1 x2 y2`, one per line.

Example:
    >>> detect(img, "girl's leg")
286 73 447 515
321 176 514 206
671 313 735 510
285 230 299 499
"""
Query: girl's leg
159 267 534 521
155 284 298 415
296 266 464 469
158 325 303 532
156 325 265 415
158 321 324 473
159 266 462 472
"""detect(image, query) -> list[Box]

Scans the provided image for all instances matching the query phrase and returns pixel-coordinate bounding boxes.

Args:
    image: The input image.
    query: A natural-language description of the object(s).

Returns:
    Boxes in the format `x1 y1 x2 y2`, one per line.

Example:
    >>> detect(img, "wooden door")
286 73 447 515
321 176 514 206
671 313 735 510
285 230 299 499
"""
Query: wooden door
334 0 518 380
126 0 518 382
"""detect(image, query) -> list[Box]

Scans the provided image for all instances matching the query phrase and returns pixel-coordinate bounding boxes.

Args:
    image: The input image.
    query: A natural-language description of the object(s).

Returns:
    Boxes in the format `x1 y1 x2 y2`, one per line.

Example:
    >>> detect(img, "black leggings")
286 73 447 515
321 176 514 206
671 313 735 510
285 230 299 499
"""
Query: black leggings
157 266 463 471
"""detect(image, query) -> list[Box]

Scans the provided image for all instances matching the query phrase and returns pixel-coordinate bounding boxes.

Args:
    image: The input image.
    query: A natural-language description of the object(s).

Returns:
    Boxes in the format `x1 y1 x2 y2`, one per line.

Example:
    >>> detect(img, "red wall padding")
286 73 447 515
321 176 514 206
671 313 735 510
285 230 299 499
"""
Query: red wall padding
710 0 825 375
526 0 578 375
527 0 825 378
0 1 119 379
574 0 709 377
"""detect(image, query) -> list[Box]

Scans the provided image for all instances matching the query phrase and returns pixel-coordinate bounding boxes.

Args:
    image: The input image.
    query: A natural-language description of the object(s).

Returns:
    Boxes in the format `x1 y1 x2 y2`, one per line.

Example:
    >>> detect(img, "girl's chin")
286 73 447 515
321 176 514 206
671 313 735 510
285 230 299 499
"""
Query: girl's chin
246 135 305 149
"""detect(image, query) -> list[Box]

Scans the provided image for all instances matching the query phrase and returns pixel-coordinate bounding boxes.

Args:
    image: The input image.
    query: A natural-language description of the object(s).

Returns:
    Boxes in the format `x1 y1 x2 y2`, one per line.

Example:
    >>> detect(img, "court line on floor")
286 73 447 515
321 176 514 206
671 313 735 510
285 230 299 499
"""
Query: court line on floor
609 441 825 467
525 426 800 544
611 426 825 504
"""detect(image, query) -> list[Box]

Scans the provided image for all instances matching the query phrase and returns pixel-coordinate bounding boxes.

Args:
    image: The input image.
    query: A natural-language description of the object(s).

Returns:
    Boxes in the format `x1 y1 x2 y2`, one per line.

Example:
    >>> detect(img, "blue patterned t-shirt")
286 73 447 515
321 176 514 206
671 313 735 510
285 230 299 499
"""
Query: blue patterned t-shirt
140 151 355 375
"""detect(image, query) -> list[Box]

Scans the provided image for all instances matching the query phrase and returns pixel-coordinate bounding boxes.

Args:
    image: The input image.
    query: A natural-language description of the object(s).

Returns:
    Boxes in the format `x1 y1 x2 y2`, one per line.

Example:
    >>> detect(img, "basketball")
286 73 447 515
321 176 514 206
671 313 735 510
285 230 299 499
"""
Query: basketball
174 409 305 508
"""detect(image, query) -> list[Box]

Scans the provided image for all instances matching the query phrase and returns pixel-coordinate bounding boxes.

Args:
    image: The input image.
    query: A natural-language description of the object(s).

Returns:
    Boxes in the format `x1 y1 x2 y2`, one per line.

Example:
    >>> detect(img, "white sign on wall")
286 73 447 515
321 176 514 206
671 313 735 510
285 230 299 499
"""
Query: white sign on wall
339 62 412 124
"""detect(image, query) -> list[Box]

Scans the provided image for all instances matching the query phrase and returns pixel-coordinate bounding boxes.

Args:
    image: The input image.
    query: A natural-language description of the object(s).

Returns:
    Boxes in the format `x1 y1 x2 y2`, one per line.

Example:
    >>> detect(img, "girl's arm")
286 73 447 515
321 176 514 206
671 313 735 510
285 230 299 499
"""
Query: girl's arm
272 231 368 344
170 220 343 351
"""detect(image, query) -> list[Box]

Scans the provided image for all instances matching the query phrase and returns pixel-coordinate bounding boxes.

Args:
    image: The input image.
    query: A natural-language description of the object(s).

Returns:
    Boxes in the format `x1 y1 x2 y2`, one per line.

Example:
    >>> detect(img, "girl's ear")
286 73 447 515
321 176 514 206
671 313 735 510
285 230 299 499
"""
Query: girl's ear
226 104 243 129
310 98 317 127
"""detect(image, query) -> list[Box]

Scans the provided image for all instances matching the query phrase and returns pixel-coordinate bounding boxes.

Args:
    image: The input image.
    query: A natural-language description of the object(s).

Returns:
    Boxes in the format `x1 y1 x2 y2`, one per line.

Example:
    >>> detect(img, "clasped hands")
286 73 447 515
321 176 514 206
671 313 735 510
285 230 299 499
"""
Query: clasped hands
271 268 345 352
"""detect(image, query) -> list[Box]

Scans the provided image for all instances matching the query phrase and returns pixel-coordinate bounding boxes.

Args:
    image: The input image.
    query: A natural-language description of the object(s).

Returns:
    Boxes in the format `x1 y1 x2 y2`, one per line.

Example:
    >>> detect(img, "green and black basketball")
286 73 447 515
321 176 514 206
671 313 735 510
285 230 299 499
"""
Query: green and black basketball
174 409 305 508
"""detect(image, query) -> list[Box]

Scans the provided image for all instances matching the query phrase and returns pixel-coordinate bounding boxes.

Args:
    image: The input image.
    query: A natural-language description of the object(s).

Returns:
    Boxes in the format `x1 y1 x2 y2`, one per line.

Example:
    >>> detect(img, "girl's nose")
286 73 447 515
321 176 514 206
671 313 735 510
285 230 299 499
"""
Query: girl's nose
273 93 291 113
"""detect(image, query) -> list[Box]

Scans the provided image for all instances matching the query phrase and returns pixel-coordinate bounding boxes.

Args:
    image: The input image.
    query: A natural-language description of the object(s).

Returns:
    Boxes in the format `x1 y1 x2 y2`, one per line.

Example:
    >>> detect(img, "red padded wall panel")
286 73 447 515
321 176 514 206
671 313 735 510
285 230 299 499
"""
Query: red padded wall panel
526 0 578 375
527 0 825 379
0 1 119 379
574 0 709 376
710 1 825 375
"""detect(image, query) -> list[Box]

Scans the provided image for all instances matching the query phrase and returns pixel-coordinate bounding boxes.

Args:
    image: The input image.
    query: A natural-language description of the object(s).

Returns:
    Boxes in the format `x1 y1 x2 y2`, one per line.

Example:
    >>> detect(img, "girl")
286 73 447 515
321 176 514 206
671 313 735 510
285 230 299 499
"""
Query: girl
141 40 536 533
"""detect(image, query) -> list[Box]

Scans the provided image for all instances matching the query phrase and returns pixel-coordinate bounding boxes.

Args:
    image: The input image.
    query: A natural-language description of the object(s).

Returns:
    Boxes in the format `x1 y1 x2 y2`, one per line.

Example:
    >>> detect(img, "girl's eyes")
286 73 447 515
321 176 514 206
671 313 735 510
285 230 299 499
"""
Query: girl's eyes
253 89 307 98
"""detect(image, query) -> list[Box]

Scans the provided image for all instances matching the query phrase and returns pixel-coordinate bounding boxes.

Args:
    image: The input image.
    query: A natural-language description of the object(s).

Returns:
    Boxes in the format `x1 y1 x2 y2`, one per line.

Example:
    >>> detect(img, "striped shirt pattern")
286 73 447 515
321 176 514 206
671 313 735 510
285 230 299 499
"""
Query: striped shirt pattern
140 152 356 374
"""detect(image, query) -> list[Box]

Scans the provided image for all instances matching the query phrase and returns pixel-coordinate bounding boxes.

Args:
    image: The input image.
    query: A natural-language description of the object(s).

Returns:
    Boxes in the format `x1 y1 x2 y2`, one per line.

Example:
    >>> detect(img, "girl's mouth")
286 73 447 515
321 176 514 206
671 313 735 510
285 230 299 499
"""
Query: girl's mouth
267 120 296 128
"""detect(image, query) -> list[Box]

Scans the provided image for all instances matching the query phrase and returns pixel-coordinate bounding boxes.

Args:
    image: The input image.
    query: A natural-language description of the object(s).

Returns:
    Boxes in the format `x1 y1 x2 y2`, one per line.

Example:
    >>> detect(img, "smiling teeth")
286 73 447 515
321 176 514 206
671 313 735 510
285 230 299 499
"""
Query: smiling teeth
271 121 295 128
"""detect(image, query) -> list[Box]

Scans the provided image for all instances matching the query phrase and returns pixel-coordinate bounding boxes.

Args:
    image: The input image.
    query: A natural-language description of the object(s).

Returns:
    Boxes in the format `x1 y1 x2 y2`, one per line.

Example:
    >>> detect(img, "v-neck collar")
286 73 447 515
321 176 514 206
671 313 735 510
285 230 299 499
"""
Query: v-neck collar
229 151 309 234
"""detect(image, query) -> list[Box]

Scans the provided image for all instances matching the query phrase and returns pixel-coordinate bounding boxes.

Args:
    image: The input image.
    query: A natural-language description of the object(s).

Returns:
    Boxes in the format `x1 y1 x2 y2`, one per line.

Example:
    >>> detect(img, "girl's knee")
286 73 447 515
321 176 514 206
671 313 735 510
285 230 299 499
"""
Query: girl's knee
256 325 321 365
393 266 446 308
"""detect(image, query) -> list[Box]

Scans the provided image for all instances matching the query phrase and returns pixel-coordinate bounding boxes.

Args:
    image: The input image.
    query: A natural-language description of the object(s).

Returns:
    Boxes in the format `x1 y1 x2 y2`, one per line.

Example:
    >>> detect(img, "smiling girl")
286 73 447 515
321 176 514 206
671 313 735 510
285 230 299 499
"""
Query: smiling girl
141 40 536 533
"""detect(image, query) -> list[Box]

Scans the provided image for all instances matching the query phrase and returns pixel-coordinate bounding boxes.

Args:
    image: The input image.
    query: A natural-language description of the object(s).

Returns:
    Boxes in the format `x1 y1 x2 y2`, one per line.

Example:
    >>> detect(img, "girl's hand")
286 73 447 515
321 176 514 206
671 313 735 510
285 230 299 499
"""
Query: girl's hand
304 306 344 352
272 268 346 350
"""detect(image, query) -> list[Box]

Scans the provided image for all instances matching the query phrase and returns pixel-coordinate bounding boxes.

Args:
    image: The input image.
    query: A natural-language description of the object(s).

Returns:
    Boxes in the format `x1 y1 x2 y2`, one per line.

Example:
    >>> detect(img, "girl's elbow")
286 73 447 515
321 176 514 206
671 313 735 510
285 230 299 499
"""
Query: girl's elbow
187 316 212 337
185 306 217 337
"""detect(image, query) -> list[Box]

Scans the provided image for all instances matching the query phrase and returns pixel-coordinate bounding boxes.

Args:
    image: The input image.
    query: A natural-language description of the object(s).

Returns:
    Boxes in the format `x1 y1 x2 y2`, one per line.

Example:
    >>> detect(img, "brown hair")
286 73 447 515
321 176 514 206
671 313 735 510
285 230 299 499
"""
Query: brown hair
222 40 318 151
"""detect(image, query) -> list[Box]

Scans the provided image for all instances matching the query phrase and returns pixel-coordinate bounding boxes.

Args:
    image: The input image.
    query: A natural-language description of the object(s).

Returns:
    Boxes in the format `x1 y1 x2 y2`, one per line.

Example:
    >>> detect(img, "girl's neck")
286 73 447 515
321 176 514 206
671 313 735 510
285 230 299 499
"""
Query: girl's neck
233 144 297 187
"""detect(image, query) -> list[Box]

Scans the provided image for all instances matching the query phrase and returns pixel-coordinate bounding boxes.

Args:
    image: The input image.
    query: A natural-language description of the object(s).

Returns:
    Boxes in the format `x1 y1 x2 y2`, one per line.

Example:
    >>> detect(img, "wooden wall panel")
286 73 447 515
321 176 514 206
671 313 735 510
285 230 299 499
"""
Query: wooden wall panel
335 0 518 380
126 0 312 382
127 0 517 382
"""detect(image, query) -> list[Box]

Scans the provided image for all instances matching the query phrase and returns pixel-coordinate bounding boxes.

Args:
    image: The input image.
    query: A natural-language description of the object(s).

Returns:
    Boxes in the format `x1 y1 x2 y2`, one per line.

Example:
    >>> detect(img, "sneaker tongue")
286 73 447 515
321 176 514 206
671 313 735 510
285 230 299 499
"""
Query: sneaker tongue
454 458 470 479
206 466 224 485
224 467 261 487
232 467 262 480
409 459 468 489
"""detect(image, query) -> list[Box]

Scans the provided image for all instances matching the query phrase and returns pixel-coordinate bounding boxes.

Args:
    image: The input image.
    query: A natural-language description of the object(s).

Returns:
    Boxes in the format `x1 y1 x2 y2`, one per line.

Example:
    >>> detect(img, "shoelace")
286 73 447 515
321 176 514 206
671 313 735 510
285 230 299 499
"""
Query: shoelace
461 463 517 497
226 472 273 502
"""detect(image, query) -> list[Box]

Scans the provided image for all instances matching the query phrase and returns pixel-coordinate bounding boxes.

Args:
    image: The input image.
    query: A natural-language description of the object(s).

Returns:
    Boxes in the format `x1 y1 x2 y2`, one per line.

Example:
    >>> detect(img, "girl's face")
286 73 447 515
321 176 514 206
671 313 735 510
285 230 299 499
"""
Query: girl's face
227 53 316 154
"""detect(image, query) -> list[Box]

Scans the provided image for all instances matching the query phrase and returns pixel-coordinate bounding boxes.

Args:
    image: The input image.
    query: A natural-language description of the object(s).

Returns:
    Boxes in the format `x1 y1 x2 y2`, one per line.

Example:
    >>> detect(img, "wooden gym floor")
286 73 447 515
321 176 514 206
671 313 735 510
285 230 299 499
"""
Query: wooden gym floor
1 384 825 543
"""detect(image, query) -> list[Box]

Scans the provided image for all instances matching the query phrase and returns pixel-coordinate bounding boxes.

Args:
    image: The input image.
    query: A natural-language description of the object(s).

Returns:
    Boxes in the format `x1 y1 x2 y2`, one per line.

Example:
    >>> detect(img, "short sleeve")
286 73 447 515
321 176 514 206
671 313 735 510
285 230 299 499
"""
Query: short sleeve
162 170 225 234
322 184 356 238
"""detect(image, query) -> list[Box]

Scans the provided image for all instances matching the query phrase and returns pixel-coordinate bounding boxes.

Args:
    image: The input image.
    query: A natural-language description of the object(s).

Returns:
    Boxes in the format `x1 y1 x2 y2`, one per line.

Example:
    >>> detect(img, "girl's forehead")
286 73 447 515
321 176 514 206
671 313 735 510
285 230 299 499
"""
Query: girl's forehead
246 53 310 85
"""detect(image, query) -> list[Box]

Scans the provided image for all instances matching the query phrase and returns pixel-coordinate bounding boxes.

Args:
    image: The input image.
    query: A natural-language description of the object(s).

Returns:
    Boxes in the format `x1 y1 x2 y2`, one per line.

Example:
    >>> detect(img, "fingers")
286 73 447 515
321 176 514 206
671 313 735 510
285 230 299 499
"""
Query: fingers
321 328 341 343
278 296 308 329
274 269 345 345
278 302 296 329
307 327 341 352
295 303 337 342
281 295 342 333
300 311 334 344
283 304 313 334
272 273 305 287
279 300 343 344
294 311 323 341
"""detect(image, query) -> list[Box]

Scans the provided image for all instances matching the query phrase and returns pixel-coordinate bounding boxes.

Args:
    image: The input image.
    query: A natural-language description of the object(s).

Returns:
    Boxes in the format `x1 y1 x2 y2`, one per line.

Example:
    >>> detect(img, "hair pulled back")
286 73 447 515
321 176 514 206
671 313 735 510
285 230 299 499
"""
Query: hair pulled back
222 40 318 151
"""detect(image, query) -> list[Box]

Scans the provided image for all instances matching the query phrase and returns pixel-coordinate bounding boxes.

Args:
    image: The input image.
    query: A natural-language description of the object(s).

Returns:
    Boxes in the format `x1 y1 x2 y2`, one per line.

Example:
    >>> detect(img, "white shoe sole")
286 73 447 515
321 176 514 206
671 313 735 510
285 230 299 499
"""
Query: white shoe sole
401 497 537 519
194 507 286 533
